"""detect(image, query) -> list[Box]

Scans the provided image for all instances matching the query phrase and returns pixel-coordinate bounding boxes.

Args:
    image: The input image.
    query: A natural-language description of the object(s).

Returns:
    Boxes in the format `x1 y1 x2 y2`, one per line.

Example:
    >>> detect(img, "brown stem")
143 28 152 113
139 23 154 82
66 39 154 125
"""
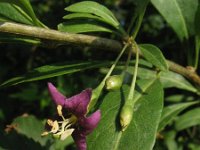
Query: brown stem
0 22 122 50
0 22 200 86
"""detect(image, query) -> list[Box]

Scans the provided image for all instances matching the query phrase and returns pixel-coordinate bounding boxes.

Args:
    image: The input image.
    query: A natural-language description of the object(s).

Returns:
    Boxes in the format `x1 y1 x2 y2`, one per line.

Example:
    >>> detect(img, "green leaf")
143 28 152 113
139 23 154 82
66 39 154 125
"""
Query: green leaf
129 0 150 35
175 108 200 131
158 101 198 131
0 32 41 45
88 79 163 150
0 3 33 25
65 1 119 28
58 20 114 34
139 44 168 71
63 13 107 23
124 60 197 93
163 130 178 150
11 115 49 146
0 61 111 87
151 0 199 40
195 4 200 37
159 71 198 93
195 5 200 68
175 0 199 36
0 0 43 26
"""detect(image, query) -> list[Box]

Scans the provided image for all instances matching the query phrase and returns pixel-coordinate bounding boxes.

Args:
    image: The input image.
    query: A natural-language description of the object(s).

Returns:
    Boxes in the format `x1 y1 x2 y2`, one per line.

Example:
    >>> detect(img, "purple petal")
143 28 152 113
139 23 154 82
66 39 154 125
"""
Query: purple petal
48 82 66 106
72 130 87 150
64 89 92 117
79 110 101 135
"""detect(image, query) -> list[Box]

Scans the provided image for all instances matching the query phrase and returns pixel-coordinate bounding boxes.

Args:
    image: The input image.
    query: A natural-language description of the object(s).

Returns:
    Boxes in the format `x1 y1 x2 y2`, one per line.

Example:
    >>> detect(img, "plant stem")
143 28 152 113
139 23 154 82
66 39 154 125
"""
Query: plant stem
0 22 122 50
88 43 130 110
119 41 139 131
126 41 139 105
122 47 132 76
0 22 200 86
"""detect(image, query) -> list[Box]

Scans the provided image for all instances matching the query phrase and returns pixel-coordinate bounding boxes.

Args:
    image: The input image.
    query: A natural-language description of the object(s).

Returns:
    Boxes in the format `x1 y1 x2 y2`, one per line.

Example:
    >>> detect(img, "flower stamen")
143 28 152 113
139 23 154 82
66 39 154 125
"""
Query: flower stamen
42 105 78 140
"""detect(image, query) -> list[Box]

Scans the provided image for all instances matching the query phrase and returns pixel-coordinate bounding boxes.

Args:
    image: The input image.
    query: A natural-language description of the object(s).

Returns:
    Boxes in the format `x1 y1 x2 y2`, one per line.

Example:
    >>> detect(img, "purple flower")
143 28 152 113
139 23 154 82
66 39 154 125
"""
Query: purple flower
42 82 101 150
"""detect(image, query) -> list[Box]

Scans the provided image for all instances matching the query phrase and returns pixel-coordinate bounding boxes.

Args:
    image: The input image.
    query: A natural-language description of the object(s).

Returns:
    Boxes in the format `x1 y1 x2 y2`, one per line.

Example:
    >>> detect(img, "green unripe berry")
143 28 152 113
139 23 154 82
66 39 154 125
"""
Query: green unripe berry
120 105 133 131
105 75 123 91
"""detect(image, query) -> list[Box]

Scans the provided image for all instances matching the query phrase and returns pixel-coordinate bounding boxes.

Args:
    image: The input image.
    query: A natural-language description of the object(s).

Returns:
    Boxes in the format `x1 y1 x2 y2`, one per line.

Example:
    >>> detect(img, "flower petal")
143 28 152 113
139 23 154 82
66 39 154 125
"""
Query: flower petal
48 82 66 106
72 130 87 150
64 89 92 117
79 110 101 135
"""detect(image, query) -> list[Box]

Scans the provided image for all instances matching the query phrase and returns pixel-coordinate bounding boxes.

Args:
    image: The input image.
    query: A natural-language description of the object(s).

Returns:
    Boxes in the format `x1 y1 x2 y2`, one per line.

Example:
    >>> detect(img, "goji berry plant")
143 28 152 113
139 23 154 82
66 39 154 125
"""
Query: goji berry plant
0 0 200 150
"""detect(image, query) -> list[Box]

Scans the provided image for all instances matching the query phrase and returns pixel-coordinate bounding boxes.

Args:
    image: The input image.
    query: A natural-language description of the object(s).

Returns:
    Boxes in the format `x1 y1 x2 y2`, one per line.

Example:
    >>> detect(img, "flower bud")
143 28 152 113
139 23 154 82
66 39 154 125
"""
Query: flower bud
120 105 133 131
105 75 123 91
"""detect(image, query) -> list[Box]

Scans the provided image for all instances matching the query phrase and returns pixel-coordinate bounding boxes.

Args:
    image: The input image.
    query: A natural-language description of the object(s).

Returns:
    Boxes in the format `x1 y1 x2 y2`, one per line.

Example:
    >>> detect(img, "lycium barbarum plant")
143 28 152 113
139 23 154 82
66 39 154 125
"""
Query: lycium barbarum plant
1 0 200 149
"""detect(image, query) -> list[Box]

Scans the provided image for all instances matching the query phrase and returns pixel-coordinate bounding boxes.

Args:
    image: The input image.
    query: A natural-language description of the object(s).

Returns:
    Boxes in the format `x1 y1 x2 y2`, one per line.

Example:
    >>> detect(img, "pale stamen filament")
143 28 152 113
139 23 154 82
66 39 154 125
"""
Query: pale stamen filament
42 105 78 140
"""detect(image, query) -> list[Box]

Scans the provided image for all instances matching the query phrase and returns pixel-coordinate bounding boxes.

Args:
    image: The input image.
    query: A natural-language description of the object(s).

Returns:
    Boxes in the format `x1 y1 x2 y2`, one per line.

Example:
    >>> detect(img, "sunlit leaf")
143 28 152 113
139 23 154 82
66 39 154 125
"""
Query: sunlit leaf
88 79 163 150
0 0 44 26
139 44 168 71
58 20 114 34
63 13 106 23
151 0 198 40
65 1 119 28
0 3 33 25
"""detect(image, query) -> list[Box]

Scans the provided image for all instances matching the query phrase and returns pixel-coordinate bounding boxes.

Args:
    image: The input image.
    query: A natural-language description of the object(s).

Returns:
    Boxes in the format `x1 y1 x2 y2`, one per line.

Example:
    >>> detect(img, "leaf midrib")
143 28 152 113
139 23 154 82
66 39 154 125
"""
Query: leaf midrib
172 0 188 39
160 75 197 92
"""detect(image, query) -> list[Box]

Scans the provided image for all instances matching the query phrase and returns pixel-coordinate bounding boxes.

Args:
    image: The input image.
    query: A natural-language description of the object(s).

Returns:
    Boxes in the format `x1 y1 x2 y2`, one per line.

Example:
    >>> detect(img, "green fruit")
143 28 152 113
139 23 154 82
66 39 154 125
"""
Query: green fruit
120 105 133 131
105 75 123 91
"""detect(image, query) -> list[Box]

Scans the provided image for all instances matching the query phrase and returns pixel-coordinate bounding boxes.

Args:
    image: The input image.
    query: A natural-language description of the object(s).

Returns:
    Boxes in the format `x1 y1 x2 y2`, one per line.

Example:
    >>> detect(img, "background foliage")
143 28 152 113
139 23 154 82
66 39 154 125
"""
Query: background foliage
0 0 200 150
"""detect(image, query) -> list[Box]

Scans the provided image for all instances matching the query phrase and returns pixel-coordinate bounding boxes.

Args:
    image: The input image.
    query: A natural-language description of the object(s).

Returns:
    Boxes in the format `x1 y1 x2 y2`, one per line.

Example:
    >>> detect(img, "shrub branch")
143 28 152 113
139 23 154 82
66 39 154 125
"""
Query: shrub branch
0 22 200 86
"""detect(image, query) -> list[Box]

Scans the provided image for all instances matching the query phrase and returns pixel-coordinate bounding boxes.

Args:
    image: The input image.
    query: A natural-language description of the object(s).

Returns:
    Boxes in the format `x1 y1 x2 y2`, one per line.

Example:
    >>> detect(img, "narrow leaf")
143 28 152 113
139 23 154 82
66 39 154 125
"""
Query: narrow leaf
58 20 113 34
125 61 197 93
139 44 168 71
0 3 33 25
65 1 119 28
0 61 111 87
0 32 41 45
0 0 42 26
63 13 105 23
88 79 163 150
195 4 200 37
151 0 192 40
175 108 200 131
158 101 198 131
163 130 178 150
129 0 150 35
175 0 198 36
159 71 198 93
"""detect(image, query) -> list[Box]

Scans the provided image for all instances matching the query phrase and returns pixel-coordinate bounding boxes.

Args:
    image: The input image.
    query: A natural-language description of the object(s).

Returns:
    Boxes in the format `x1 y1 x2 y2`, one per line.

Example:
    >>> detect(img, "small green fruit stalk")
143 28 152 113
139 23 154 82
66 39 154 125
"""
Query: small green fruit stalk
105 75 123 91
120 41 140 131
120 104 133 131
